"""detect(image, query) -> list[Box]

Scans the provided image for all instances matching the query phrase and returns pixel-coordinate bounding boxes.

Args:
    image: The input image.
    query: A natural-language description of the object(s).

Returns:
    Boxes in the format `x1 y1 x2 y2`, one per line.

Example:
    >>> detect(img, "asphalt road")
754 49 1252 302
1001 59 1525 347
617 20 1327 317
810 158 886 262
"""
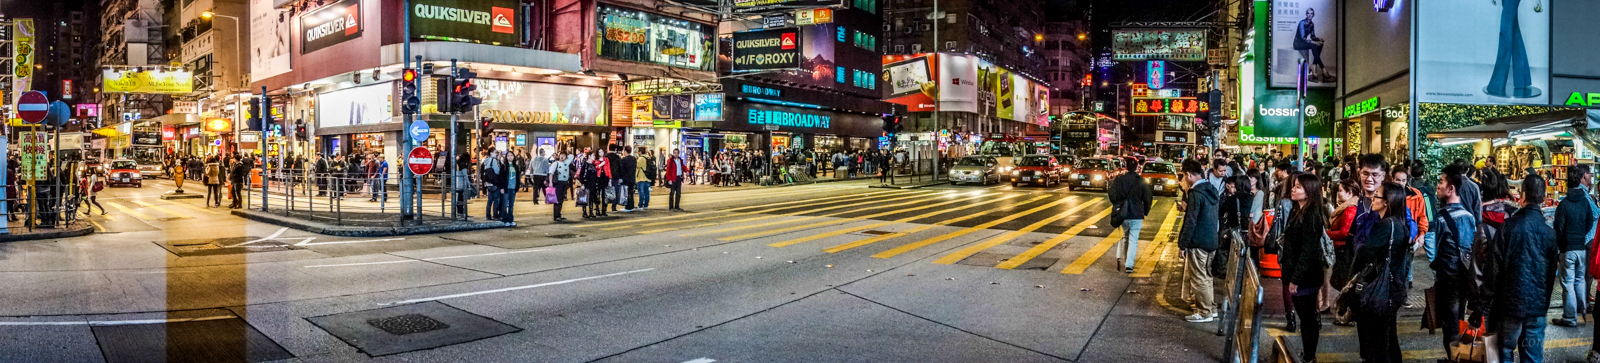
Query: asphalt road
0 178 1590 362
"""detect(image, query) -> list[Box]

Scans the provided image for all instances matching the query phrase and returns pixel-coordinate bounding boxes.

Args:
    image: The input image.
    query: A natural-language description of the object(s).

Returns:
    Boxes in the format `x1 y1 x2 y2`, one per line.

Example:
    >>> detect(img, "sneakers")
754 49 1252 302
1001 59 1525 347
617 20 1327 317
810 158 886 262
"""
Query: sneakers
1185 313 1214 323
1124 267 1134 274
1554 318 1580 327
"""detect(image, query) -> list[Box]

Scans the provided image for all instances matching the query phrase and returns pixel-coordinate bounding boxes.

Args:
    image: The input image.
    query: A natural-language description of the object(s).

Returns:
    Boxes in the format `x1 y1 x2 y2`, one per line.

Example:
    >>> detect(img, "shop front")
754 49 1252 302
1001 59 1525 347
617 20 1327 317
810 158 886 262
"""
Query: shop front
680 100 884 159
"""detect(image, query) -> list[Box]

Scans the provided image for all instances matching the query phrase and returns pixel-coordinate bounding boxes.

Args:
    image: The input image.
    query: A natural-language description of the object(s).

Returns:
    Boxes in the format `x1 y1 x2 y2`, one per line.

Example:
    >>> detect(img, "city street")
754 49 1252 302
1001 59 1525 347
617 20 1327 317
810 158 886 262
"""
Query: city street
0 180 1588 362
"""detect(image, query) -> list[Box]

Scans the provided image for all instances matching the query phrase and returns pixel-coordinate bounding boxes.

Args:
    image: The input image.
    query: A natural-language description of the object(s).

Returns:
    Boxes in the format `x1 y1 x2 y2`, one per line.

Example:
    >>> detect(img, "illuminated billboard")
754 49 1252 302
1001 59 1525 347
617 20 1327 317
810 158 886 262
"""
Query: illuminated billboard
1111 29 1205 61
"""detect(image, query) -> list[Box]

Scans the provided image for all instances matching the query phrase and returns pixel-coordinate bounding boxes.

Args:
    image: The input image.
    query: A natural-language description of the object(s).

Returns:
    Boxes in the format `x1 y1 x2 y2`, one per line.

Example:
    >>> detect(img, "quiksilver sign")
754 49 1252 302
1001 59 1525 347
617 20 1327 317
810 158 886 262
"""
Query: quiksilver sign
410 0 518 45
732 28 801 72
301 0 362 54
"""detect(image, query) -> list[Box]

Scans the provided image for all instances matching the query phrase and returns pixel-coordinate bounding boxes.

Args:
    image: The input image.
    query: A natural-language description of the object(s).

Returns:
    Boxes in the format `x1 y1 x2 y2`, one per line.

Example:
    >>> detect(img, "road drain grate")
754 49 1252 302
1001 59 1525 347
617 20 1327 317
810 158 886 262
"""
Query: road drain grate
367 314 450 335
547 233 583 239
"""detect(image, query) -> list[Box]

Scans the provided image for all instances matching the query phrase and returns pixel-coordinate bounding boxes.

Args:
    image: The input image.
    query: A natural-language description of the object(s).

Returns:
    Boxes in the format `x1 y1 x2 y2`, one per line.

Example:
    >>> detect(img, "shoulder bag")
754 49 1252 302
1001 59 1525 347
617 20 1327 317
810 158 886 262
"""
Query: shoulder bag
1335 221 1397 322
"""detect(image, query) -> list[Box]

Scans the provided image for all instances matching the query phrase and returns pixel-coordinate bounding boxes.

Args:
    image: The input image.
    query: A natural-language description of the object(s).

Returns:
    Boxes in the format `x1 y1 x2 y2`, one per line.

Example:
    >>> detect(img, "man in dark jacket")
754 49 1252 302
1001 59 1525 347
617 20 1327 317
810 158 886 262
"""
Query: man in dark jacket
1431 164 1477 352
1109 157 1153 273
1554 165 1596 327
605 146 624 212
618 147 637 212
1482 174 1559 363
481 152 505 220
1178 159 1220 323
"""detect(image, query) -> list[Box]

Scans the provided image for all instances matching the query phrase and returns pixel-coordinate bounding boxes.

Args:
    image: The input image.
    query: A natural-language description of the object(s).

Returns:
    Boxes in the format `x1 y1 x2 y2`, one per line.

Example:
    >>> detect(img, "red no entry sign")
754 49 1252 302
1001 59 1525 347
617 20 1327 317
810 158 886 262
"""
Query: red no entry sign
16 91 48 123
407 147 434 175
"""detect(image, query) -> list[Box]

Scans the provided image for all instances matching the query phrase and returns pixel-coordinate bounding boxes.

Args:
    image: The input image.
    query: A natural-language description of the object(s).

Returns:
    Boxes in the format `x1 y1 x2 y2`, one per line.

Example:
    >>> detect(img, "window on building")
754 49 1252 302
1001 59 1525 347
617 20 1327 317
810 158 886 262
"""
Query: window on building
945 41 956 51
911 44 922 53
837 66 846 83
895 44 905 53
853 0 877 14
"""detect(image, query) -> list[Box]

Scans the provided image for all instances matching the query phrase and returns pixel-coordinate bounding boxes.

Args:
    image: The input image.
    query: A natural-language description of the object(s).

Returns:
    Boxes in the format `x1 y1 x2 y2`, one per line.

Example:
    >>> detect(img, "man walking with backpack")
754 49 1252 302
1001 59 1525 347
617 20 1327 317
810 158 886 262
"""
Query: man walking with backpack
1109 157 1152 274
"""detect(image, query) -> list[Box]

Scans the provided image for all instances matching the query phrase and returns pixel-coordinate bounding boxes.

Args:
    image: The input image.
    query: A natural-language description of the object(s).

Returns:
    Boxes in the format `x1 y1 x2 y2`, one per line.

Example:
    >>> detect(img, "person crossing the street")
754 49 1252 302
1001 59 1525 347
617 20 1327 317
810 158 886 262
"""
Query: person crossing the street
1108 157 1152 274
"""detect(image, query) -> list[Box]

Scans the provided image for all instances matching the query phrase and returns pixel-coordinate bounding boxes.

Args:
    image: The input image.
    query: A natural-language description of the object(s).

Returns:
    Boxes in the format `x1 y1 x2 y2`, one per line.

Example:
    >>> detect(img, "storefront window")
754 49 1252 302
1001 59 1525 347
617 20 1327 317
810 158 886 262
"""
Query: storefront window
596 6 714 71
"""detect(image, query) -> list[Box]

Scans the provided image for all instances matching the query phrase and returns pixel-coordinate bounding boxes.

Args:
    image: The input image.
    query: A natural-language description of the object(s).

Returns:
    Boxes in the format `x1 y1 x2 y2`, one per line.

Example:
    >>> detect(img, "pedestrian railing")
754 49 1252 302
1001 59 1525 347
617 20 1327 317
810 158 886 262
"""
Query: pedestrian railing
1219 229 1265 363
0 171 92 235
246 168 490 226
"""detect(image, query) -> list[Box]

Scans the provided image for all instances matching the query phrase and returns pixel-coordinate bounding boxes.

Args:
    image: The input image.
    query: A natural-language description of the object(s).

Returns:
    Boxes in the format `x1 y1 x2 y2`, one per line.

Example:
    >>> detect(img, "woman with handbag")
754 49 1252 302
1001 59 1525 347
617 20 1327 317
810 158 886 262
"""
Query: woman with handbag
83 166 106 215
1349 182 1414 363
1281 174 1332 362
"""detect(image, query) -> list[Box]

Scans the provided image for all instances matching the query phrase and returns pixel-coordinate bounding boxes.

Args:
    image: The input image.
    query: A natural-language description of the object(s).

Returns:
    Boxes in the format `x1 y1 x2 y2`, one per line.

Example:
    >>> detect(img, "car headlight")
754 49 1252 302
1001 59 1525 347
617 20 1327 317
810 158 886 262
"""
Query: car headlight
1011 170 1020 176
130 172 141 177
1144 177 1150 183
1093 174 1104 181
1166 179 1177 185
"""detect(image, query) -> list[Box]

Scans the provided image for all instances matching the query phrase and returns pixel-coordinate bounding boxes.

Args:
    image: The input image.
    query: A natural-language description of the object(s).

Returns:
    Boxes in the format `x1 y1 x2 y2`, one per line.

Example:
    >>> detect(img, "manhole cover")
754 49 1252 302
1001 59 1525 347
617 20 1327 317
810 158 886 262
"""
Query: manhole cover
367 314 450 336
859 230 893 235
156 217 188 222
547 234 583 239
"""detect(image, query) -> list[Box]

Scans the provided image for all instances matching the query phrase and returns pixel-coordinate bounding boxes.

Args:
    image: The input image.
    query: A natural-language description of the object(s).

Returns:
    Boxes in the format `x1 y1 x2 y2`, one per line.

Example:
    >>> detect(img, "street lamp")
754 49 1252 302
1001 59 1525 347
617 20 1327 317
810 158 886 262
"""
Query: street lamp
200 10 245 91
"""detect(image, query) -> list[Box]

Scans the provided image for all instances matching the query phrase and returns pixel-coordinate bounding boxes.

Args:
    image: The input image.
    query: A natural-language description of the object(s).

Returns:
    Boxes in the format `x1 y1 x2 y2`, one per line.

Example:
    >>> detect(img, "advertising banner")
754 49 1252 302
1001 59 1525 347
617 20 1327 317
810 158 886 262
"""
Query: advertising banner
885 54 935 111
671 94 693 120
693 93 724 121
301 0 362 54
1111 29 1206 61
596 6 714 71
652 95 673 120
732 0 840 8
473 79 606 125
101 69 196 94
732 28 801 72
939 54 978 113
1417 0 1550 104
250 0 293 80
12 19 33 106
1251 88 1335 138
994 68 1014 120
1269 0 1337 89
411 0 519 45
1035 84 1051 126
632 97 653 127
316 83 393 128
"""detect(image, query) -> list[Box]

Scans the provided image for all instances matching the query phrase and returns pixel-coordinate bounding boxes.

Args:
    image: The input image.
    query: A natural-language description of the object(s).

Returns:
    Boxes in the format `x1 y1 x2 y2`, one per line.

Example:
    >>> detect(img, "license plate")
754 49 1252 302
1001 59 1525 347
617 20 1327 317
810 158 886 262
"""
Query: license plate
1154 185 1164 191
1080 181 1090 186
1022 177 1031 181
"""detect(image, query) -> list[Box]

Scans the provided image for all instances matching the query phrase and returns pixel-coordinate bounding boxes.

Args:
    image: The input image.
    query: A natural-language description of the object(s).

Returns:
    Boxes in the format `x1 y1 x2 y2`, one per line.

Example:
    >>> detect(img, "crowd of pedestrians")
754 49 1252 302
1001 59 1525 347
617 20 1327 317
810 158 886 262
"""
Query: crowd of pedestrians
1109 149 1600 363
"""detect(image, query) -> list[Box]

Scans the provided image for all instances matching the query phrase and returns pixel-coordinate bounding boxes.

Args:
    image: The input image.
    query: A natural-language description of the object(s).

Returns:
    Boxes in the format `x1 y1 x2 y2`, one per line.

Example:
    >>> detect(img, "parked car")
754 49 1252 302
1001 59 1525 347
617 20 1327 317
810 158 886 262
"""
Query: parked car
1067 157 1123 191
107 159 143 188
948 156 1000 185
1141 161 1181 196
1010 154 1065 187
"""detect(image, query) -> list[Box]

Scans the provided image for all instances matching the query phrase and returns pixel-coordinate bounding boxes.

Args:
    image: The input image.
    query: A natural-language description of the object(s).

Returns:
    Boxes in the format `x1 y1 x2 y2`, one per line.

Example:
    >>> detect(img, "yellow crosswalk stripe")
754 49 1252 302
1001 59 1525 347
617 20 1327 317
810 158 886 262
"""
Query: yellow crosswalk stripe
1131 204 1183 278
751 192 1004 244
1000 207 1115 270
131 200 194 219
873 196 1082 259
641 191 927 235
584 190 901 229
777 194 1027 248
681 191 957 237
104 201 154 220
933 198 1104 265
1057 209 1124 273
822 195 1054 253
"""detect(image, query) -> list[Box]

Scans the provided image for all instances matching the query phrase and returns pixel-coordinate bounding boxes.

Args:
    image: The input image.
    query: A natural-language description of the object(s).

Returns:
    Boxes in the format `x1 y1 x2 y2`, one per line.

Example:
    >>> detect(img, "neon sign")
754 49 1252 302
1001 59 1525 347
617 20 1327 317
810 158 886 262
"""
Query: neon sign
1147 61 1165 89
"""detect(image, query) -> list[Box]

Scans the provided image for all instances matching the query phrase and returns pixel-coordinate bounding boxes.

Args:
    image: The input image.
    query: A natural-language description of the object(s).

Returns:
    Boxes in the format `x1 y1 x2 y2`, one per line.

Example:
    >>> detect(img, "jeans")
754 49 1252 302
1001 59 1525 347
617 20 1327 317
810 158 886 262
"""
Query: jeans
669 180 682 209
206 184 222 205
486 188 503 219
1562 250 1589 321
1433 279 1464 351
551 180 568 219
501 189 516 223
370 180 386 202
1291 287 1322 362
1183 248 1215 316
1119 219 1143 270
1494 316 1547 363
1423 231 1438 262
624 181 636 209
636 181 651 208
1487 0 1536 97
531 175 548 203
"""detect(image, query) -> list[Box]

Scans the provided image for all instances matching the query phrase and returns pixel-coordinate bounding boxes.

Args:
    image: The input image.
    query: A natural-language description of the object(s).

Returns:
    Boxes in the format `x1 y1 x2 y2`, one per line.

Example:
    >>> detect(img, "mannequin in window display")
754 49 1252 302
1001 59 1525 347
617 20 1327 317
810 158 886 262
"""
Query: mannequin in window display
1485 0 1543 98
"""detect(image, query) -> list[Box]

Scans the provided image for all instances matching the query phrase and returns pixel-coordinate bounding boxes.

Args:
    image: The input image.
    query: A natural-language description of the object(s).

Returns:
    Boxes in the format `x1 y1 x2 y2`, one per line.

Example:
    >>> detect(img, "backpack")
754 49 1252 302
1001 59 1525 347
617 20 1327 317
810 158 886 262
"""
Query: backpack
644 158 658 180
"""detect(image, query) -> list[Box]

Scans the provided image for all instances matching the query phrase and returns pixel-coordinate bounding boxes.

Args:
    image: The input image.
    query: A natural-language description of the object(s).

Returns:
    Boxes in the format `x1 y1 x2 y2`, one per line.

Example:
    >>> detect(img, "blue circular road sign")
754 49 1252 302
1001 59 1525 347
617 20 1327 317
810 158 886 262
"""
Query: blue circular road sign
408 120 430 143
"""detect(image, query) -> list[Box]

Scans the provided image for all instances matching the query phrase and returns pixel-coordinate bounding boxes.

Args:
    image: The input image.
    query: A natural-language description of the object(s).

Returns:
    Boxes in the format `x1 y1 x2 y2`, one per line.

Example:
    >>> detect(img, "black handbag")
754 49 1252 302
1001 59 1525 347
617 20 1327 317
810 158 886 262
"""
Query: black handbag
1335 222 1398 319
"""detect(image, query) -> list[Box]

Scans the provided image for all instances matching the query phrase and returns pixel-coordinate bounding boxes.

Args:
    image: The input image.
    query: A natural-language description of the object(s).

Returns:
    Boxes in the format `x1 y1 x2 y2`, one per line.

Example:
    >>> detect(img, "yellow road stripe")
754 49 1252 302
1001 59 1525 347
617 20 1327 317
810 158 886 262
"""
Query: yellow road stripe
1057 209 1124 273
933 198 1104 265
131 200 194 219
677 192 948 237
823 195 1055 253
1131 204 1183 278
873 196 1082 259
161 200 221 214
1001 207 1115 270
104 202 154 220
781 194 1026 248
87 219 106 232
586 190 902 229
757 193 1004 245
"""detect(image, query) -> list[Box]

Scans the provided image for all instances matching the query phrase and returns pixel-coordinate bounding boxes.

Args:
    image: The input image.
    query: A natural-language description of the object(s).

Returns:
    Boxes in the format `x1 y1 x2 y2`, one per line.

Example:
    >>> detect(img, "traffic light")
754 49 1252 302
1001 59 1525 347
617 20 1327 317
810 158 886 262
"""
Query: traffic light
247 98 262 131
294 119 307 141
449 69 480 113
400 68 420 115
480 117 494 134
883 116 903 135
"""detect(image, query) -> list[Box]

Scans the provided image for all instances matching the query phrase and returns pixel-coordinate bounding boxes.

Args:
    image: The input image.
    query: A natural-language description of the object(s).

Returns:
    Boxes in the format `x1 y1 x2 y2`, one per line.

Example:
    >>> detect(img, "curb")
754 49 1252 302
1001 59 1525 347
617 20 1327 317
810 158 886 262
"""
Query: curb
0 224 95 242
231 210 513 237
866 180 948 189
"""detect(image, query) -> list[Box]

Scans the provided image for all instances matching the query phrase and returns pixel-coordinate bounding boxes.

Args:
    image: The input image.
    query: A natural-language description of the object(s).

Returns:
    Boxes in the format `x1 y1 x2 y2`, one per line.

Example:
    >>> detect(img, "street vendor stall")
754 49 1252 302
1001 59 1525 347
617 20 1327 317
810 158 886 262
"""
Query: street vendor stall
1428 109 1600 202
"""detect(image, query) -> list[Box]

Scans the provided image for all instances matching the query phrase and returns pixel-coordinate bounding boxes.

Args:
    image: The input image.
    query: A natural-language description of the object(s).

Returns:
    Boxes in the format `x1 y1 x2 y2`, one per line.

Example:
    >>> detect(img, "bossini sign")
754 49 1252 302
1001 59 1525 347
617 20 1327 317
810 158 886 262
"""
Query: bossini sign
411 0 518 45
301 0 362 54
1251 89 1334 138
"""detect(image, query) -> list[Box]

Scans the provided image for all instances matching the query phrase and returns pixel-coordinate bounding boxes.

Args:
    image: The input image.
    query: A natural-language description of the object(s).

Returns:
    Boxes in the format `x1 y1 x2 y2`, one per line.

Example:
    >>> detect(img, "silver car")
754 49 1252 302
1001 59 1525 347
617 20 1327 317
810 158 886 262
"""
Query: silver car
948 156 1000 185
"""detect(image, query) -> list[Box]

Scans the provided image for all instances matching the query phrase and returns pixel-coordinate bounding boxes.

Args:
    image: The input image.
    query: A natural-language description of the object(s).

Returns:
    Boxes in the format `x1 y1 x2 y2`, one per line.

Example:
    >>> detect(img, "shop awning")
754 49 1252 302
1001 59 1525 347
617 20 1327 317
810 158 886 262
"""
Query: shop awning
1427 109 1588 142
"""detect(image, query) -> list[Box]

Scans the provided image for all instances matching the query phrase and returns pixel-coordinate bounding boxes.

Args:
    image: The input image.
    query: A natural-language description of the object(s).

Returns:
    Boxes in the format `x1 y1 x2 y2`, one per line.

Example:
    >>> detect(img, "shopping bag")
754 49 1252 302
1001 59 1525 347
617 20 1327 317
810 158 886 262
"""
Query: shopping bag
1447 323 1497 363
1421 287 1440 332
604 186 617 204
544 186 558 203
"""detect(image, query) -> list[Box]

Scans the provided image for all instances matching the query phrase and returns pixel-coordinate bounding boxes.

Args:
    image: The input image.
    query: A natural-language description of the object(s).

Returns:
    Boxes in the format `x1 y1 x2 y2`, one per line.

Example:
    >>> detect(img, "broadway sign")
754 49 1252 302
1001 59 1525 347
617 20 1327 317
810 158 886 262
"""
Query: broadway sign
411 0 518 45
731 28 800 72
301 0 362 54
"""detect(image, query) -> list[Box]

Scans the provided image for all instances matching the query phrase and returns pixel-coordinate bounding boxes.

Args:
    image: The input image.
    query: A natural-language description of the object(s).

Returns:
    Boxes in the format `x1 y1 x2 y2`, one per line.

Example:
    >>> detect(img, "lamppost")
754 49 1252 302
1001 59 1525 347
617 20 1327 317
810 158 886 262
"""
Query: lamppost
200 10 244 92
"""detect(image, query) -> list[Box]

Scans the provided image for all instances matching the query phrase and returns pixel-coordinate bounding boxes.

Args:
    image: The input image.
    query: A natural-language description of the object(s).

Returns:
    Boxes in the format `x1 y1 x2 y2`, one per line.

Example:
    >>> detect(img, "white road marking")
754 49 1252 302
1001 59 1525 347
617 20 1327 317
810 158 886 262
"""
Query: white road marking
383 268 655 305
303 249 549 268
0 315 234 326
295 237 405 246
681 358 716 363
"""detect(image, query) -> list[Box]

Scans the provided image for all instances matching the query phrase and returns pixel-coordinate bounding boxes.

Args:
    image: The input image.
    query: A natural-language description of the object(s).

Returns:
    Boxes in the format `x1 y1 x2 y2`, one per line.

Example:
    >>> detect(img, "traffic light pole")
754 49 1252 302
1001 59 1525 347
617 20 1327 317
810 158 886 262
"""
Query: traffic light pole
449 59 459 220
399 0 415 220
260 86 270 211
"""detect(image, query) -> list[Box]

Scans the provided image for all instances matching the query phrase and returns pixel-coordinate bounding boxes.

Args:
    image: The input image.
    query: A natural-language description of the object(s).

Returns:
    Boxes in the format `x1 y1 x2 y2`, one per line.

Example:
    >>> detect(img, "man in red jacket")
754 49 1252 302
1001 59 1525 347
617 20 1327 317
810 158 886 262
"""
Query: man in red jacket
665 148 685 211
